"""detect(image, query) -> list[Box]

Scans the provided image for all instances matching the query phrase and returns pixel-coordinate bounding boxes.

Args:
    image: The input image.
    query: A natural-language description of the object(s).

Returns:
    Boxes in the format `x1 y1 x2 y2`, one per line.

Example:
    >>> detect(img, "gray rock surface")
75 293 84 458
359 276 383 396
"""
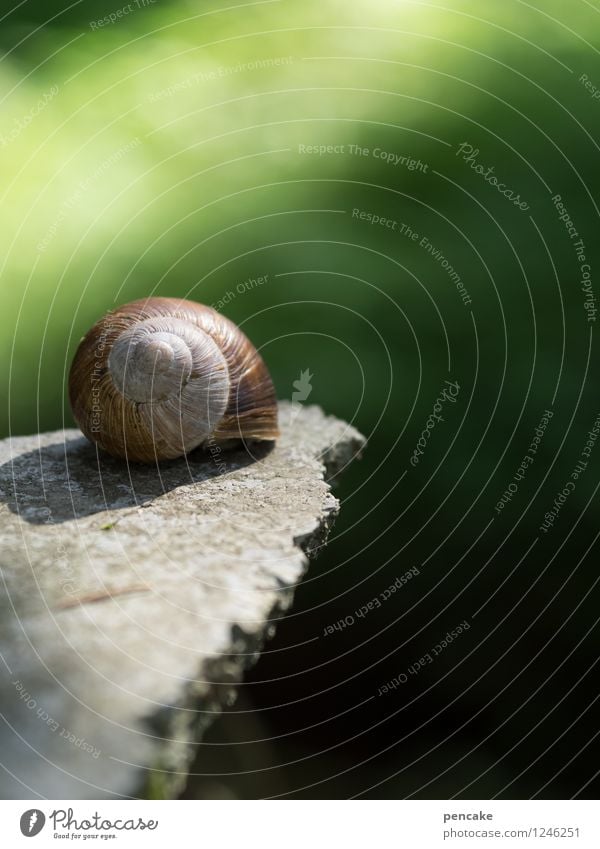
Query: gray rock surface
0 403 364 799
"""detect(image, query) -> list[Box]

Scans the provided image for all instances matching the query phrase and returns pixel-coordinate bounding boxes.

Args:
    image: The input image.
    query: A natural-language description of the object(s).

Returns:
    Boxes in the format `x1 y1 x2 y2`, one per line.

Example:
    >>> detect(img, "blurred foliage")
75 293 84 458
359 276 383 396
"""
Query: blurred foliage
1 0 599 798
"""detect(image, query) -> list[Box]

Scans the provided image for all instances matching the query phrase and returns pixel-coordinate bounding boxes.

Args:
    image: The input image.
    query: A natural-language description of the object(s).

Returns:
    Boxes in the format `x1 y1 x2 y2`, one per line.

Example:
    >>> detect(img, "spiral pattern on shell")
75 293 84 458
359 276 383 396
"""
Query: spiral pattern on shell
68 298 279 462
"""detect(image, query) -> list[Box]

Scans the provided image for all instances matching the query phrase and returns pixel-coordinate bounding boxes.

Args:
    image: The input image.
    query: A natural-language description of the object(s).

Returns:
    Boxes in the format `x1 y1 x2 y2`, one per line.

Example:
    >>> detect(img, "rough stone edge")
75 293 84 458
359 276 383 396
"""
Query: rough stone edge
139 420 366 798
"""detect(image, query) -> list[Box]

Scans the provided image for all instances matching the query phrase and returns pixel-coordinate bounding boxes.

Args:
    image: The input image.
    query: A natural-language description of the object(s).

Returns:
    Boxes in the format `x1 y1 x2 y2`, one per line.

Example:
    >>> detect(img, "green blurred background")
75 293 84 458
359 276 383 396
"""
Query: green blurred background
2 0 599 798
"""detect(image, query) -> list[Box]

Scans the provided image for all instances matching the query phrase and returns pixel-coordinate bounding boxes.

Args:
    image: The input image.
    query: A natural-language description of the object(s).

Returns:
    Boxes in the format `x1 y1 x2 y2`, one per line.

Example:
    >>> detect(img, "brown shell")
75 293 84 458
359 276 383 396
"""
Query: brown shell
68 297 279 462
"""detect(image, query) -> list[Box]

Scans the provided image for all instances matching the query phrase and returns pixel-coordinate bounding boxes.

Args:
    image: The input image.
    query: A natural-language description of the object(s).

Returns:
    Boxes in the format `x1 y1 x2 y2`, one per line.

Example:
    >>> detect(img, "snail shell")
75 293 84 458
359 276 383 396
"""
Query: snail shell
69 297 279 462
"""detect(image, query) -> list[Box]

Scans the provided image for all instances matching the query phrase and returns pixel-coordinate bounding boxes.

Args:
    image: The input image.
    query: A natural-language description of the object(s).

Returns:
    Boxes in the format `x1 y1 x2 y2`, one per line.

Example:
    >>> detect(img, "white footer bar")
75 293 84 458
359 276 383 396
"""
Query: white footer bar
0 800 597 848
